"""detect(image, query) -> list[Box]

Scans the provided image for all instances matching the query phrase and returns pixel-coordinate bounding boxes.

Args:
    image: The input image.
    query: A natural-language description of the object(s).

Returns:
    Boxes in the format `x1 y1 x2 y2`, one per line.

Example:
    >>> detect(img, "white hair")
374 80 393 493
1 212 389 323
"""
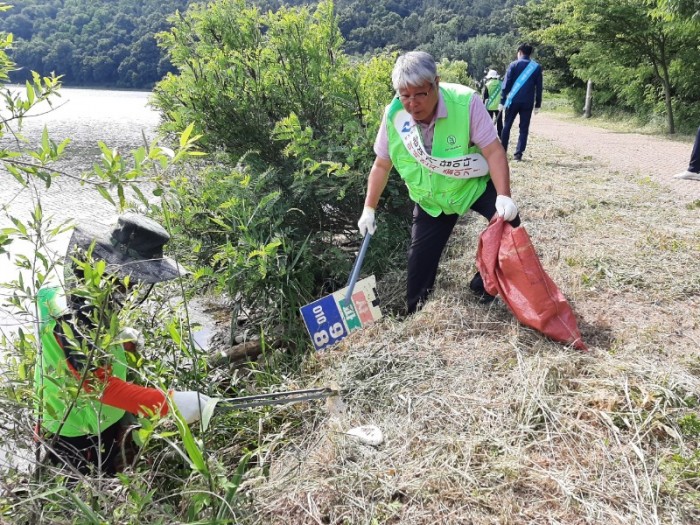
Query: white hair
391 51 437 91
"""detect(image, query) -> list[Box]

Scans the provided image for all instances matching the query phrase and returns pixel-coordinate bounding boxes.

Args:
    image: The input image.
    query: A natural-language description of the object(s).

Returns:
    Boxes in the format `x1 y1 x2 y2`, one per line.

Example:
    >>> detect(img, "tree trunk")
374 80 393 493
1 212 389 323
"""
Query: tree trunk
660 62 675 134
657 37 675 134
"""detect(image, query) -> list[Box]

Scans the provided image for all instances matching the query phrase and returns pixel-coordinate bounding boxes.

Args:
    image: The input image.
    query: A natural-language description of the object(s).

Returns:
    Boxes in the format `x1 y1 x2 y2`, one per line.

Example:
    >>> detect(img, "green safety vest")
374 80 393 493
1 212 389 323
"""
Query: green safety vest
485 79 502 110
387 83 489 217
35 286 127 437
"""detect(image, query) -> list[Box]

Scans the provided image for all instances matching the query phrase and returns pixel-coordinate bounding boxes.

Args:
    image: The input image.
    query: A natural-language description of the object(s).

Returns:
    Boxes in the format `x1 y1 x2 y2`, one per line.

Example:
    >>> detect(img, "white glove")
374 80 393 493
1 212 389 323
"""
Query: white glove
498 104 504 112
534 107 540 115
495 195 518 222
118 327 144 352
357 206 376 236
171 391 212 424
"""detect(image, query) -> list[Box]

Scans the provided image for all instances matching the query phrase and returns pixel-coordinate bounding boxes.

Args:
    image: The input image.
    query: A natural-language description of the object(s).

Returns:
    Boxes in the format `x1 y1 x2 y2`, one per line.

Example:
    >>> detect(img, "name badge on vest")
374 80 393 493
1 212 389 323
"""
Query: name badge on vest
393 109 489 180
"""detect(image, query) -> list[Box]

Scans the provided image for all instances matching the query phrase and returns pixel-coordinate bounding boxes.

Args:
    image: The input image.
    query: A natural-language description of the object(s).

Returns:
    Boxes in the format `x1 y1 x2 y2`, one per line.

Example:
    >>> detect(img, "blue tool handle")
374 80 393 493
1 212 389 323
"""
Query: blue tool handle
344 233 372 306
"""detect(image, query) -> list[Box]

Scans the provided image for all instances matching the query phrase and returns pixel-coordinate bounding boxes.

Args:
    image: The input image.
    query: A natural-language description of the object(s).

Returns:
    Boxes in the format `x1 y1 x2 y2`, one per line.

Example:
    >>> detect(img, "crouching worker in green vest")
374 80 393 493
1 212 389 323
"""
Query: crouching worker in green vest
357 51 520 314
34 213 211 476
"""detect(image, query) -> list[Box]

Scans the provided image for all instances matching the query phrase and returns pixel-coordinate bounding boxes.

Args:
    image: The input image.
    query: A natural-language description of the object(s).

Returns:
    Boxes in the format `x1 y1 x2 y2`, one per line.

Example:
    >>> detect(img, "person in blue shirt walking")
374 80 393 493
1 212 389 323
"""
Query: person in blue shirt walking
499 43 543 161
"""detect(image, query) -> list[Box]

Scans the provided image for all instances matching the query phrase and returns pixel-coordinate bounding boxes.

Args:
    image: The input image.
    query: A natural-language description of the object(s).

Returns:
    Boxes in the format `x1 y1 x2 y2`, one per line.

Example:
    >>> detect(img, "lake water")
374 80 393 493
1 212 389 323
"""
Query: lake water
0 87 160 331
0 87 161 471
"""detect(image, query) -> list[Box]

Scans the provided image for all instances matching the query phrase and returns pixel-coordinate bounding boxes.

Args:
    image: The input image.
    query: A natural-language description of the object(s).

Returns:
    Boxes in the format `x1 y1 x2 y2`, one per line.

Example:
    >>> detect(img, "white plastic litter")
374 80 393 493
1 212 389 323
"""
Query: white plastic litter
346 425 384 446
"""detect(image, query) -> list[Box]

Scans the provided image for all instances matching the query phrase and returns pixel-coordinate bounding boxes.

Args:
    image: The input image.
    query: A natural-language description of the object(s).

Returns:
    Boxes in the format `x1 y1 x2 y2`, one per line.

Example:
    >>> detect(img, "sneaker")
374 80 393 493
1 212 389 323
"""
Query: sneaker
469 272 496 304
673 170 700 181
513 154 522 162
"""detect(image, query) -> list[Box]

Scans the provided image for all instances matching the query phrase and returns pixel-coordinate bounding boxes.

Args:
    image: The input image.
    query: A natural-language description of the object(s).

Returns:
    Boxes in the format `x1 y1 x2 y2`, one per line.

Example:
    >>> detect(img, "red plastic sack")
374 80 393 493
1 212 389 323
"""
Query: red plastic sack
476 217 587 351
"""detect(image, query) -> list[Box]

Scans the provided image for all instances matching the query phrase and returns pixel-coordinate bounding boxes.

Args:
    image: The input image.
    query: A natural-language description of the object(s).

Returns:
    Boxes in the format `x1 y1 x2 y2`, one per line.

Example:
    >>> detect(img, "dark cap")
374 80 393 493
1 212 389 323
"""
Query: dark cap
67 213 185 284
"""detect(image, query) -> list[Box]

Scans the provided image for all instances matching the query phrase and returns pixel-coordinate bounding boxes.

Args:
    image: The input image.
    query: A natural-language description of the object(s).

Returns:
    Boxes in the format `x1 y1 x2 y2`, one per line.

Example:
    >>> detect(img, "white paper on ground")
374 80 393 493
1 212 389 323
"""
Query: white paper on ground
346 425 384 446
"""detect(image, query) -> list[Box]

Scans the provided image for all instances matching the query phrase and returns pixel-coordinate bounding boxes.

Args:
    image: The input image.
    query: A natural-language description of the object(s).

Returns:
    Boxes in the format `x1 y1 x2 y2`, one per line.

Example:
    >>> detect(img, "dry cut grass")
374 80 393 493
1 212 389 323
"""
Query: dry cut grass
238 136 700 524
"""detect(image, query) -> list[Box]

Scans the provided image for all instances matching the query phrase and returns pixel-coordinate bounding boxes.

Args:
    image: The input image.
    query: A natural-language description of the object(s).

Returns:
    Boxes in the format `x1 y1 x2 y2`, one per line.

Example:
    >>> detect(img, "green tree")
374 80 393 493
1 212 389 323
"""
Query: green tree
656 0 700 18
458 34 518 81
3 13 32 39
522 0 700 132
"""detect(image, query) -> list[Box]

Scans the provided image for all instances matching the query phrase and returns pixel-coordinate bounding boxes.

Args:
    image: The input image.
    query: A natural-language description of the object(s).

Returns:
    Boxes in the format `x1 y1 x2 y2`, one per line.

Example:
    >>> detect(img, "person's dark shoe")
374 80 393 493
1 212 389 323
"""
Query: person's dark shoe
513 153 522 161
469 272 496 304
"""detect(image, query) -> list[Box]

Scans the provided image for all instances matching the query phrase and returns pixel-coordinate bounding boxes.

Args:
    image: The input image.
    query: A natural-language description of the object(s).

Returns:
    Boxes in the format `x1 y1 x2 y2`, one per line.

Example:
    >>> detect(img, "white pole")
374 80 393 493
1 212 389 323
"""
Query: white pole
583 79 593 118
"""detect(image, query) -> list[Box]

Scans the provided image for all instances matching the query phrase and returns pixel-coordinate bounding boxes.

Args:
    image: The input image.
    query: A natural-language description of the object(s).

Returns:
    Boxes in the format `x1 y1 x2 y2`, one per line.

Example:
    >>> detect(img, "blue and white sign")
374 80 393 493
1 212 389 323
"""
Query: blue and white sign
300 294 348 351
300 275 381 351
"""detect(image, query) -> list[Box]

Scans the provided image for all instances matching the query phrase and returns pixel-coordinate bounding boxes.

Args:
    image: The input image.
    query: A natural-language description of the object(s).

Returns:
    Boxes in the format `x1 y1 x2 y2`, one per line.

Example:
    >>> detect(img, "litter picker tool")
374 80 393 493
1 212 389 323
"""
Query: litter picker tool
216 387 337 411
198 388 340 430
300 233 381 351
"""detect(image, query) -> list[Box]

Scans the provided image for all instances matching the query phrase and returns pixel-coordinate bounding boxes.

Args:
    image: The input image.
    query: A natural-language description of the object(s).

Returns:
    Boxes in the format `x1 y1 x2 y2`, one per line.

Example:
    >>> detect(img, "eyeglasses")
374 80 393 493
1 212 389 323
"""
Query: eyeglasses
398 84 434 103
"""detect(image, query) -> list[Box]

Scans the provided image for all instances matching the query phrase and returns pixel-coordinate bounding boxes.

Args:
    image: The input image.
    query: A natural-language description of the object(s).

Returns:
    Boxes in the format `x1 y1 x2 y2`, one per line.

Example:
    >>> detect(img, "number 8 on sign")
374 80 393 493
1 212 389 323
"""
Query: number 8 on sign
313 329 329 347
300 295 347 351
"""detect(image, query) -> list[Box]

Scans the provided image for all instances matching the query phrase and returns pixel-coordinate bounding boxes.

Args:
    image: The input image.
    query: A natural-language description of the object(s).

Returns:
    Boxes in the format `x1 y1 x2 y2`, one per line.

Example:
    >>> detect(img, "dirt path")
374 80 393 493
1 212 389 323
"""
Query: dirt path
527 113 700 202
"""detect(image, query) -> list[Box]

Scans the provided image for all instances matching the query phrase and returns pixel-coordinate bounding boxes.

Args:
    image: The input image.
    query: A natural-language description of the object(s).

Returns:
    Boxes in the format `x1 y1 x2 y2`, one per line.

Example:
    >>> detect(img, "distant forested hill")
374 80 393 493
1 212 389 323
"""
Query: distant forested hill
257 0 522 54
0 0 523 88
0 0 191 88
339 0 520 55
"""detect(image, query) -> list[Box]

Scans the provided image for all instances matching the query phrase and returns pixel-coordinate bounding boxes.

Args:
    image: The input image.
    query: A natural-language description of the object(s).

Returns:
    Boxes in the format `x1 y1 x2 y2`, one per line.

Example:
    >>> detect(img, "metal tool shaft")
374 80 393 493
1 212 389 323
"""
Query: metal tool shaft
344 233 372 306
218 387 337 411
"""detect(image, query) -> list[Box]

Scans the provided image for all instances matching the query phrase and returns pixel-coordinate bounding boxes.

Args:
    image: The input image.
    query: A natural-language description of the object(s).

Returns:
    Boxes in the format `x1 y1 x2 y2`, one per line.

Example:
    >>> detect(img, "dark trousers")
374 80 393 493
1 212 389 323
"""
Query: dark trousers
487 109 503 137
44 416 136 476
688 126 700 173
406 180 521 313
501 103 533 156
